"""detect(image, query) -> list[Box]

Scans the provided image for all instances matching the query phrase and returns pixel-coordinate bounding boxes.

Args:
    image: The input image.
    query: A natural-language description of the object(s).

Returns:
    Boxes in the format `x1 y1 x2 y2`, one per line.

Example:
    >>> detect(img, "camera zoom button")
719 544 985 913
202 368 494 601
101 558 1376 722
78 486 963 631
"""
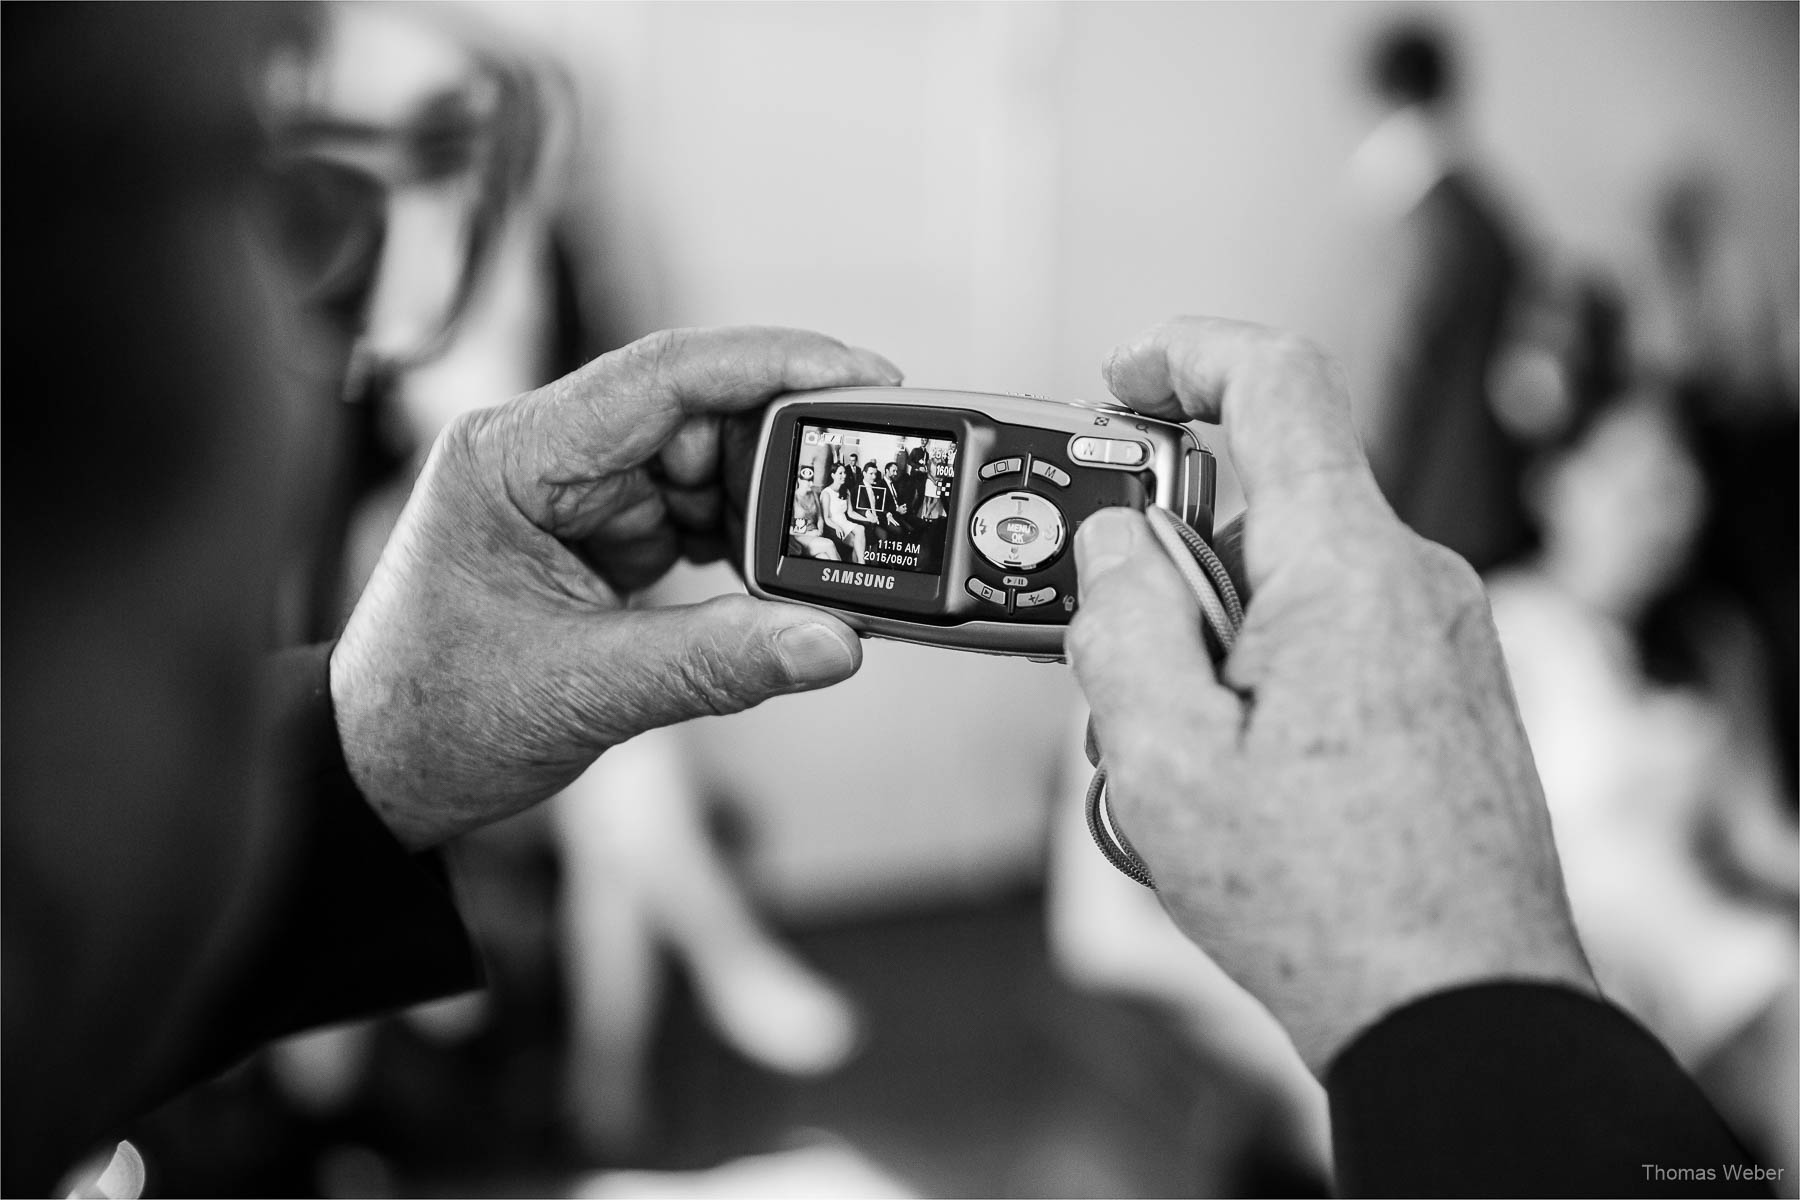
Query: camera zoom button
979 457 1024 480
971 490 1066 571
1070 436 1150 467
965 577 1006 606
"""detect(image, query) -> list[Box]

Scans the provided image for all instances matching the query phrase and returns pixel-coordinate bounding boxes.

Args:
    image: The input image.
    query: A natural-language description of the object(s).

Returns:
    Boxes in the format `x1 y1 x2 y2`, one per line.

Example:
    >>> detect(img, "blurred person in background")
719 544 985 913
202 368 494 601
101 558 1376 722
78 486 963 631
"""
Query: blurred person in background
1345 19 1532 573
1632 171 1799 809
1488 253 1797 1189
1487 379 1798 1186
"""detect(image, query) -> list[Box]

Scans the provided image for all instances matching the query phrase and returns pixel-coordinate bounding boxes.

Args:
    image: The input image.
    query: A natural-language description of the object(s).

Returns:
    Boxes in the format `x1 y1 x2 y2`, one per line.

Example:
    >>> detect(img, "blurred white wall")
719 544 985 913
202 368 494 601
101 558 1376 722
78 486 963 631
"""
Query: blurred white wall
484 0 1797 912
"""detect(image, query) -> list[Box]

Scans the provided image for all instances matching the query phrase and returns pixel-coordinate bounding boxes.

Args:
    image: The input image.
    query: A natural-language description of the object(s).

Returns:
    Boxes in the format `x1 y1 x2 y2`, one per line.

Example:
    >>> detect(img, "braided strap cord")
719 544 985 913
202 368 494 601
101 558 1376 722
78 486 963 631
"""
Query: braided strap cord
1084 767 1153 887
1083 508 1244 889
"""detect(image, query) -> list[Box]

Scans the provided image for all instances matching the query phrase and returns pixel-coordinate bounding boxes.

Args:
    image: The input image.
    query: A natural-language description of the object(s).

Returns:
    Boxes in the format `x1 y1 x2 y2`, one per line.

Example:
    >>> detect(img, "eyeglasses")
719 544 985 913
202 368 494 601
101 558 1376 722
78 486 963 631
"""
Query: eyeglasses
253 15 552 376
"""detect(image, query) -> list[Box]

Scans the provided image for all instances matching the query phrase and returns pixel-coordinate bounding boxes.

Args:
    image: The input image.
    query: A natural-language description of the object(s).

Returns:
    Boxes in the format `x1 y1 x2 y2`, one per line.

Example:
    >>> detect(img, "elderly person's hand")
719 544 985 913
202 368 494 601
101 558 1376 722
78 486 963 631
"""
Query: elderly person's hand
332 327 901 849
1066 316 1597 1075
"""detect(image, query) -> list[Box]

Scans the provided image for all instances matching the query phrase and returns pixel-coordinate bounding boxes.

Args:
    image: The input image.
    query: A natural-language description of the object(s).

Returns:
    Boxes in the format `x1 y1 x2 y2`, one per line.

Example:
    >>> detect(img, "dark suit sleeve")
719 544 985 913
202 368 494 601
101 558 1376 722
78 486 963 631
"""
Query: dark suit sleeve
136 643 483 1107
1326 982 1773 1198
235 643 483 1037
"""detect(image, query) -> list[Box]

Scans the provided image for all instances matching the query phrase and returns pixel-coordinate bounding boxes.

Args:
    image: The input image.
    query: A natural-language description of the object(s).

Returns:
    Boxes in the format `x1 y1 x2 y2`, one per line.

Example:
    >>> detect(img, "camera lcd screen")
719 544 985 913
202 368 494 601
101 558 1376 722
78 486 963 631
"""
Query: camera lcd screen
785 423 958 574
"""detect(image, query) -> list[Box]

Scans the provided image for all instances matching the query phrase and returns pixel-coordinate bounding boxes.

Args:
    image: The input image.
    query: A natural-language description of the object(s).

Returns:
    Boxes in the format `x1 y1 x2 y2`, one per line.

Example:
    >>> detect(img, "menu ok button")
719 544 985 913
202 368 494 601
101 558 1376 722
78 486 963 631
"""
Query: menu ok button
970 490 1066 571
997 516 1037 545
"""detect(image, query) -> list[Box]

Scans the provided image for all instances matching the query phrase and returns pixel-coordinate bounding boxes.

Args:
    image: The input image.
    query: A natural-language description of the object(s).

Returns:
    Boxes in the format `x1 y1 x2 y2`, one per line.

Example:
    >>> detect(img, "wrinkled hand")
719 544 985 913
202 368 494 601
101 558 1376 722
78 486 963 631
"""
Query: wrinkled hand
332 327 901 849
1067 317 1595 1074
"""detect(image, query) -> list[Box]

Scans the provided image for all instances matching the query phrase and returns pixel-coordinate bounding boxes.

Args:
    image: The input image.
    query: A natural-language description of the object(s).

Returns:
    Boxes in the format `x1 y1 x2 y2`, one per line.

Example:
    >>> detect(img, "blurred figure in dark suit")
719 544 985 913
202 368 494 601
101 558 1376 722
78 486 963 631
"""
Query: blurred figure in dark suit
1347 20 1531 574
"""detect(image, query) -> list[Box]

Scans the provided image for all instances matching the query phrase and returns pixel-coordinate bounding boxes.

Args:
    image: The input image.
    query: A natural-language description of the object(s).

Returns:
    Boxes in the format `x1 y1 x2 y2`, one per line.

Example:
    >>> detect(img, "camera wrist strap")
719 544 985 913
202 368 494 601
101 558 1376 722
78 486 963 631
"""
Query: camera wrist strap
1084 507 1244 888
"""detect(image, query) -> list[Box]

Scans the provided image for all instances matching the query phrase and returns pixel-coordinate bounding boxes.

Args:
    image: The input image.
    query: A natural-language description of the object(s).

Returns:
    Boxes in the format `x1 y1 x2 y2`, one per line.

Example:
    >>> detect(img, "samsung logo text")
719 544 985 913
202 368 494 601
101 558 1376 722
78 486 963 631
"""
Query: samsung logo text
821 568 895 589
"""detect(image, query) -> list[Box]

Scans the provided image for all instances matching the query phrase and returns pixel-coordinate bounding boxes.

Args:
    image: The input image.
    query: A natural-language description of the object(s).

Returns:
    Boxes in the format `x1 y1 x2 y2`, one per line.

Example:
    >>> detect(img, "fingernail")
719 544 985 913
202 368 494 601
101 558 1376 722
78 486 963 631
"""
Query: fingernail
1076 508 1139 579
91 1142 144 1200
1101 346 1125 385
776 624 857 686
856 347 904 386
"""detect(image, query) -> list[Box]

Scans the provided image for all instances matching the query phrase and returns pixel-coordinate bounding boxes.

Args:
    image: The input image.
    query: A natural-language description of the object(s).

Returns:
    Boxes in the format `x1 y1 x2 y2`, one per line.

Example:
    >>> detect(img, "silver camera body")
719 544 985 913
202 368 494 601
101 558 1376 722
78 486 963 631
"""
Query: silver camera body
744 387 1216 659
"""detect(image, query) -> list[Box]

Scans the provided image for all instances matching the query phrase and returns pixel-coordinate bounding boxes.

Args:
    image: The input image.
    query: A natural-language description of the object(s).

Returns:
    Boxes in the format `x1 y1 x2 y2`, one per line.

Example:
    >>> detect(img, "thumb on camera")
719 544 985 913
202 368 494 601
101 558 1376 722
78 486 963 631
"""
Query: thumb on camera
589 596 862 739
1067 509 1235 735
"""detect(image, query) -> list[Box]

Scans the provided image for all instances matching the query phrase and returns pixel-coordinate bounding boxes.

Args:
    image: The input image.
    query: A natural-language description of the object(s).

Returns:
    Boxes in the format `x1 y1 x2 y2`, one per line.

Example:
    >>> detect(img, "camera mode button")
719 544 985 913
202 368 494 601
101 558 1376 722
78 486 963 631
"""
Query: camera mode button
1015 587 1057 609
965 577 1006 606
1030 461 1071 487
979 457 1024 480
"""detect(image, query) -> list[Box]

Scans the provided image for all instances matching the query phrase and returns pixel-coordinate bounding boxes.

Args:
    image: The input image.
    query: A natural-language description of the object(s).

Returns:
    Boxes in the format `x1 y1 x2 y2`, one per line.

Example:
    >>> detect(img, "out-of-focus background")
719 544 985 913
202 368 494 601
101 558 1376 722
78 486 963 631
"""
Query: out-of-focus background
92 2 1795 1196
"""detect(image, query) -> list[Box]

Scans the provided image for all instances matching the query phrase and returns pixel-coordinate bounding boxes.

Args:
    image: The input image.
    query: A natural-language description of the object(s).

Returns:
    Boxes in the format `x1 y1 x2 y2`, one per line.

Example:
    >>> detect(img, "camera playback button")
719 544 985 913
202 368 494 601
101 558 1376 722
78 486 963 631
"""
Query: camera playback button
965 577 1006 606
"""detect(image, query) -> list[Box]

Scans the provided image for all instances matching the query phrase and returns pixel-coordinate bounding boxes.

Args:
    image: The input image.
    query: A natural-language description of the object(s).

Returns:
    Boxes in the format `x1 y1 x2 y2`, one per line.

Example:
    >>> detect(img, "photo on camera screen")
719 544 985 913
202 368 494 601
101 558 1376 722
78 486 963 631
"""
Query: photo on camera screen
786 423 958 574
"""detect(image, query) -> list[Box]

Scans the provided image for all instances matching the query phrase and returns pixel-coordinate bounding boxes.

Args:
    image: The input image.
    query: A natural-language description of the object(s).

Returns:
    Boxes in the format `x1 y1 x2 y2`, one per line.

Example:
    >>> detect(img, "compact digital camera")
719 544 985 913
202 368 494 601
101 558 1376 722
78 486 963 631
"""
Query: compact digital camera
744 387 1217 658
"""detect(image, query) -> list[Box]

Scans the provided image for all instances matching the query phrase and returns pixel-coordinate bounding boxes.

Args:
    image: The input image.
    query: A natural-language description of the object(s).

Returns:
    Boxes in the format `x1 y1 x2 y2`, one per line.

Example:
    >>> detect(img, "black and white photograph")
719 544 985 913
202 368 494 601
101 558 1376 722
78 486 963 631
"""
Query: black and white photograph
6 3 1796 1198
787 424 956 572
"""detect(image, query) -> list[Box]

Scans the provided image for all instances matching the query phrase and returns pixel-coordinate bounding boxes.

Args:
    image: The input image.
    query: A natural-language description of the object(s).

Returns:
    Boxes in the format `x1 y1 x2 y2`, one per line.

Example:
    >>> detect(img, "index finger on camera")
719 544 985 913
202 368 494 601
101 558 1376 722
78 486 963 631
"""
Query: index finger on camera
660 416 721 488
1104 317 1389 579
508 328 901 531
